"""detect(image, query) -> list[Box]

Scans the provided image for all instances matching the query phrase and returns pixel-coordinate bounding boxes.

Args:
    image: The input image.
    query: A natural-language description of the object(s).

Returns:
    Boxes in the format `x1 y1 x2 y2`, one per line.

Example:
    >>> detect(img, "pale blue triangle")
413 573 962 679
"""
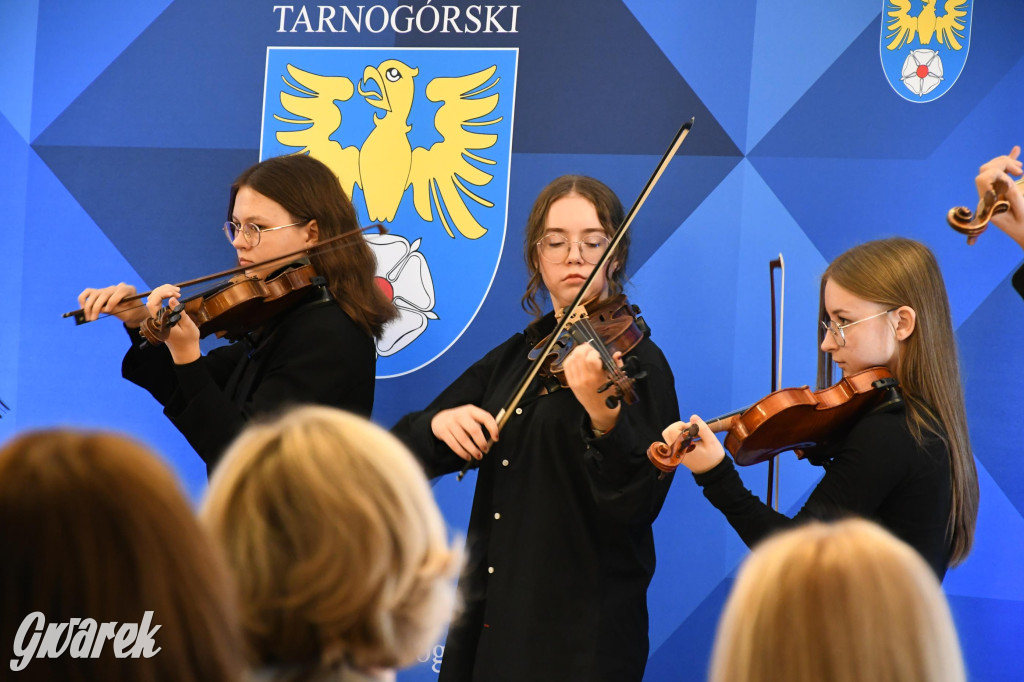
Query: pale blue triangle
15 145 209 500
30 0 174 139
635 160 747 651
944 458 1024 601
0 0 39 142
0 111 30 428
623 0 755 151
747 2 880 150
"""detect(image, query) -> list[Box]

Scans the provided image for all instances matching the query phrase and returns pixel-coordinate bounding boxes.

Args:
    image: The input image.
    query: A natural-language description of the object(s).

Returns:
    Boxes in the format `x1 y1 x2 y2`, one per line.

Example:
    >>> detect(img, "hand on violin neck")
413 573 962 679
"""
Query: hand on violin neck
146 284 200 364
975 145 1024 249
562 343 621 433
661 415 725 474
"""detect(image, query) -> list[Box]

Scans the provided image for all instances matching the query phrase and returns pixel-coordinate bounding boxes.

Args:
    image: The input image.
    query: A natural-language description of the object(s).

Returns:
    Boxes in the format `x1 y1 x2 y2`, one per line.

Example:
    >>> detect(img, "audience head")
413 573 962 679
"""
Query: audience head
201 406 460 677
0 429 244 682
709 519 965 682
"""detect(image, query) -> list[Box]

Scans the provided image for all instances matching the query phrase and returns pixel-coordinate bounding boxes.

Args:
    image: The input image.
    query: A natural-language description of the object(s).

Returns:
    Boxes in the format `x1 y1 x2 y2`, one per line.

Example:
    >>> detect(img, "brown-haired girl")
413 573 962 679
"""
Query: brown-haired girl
664 237 979 580
77 154 396 474
393 175 679 681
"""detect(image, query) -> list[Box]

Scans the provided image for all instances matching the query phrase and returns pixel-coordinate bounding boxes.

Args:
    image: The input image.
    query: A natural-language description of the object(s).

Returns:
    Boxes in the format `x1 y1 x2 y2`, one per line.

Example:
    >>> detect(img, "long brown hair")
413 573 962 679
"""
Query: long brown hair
521 175 629 318
817 237 978 565
0 429 244 682
230 154 397 338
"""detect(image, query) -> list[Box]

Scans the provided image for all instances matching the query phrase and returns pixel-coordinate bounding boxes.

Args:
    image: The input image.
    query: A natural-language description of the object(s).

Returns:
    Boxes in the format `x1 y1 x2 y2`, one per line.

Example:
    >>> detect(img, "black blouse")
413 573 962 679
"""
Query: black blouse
694 401 954 580
393 312 680 682
122 289 376 474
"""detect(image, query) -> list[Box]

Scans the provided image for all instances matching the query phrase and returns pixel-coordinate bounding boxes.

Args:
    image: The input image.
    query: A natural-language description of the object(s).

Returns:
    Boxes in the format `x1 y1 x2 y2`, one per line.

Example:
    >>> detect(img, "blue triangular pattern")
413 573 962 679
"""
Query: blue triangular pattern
403 0 740 157
31 0 173 139
944 458 1024 601
948 594 1024 682
749 154 1019 327
17 145 210 500
0 111 31 430
0 0 39 142
623 0 755 152
957 264 1024 524
645 575 733 681
752 2 1024 159
33 144 257 287
747 0 879 151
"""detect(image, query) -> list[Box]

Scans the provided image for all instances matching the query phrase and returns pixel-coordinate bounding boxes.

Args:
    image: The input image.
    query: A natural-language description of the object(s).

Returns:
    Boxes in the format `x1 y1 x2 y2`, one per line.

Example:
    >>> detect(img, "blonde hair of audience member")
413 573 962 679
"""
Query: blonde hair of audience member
0 429 245 682
709 519 966 682
201 406 461 679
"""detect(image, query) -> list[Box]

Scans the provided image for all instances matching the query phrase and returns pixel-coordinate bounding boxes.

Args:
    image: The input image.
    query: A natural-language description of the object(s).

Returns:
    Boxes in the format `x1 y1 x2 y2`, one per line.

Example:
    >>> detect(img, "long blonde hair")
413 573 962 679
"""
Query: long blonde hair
201 406 461 674
710 519 966 682
818 237 978 565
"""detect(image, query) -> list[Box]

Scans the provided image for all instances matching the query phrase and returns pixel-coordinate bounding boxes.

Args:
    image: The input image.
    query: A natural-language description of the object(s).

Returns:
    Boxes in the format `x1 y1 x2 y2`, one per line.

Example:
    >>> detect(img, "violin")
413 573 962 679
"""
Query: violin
647 366 901 473
947 175 1024 242
64 225 381 341
527 294 649 408
139 261 323 346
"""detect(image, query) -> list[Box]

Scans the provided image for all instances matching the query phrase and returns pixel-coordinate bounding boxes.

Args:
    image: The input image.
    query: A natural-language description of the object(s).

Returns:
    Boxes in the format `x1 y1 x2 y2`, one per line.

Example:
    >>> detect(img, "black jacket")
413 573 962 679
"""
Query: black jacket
694 401 953 580
123 290 376 475
393 311 679 682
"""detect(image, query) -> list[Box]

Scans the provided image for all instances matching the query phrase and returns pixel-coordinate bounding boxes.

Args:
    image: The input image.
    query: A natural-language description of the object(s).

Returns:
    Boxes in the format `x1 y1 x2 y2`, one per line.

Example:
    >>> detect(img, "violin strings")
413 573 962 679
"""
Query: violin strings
69 230 375 324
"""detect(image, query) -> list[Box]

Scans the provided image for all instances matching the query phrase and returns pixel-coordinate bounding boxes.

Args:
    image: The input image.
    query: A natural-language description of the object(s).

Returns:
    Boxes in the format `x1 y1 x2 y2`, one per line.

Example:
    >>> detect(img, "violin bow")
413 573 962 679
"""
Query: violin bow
766 254 784 511
62 224 384 324
457 117 694 481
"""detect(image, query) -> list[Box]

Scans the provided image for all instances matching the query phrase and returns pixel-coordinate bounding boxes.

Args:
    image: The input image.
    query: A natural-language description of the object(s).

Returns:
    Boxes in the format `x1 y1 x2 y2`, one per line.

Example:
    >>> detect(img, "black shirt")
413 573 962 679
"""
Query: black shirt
694 401 953 580
122 289 376 474
393 311 680 682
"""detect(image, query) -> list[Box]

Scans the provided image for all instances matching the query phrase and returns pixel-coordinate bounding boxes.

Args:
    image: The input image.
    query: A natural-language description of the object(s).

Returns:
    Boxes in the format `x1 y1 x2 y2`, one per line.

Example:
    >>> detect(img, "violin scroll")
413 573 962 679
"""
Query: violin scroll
948 175 1024 243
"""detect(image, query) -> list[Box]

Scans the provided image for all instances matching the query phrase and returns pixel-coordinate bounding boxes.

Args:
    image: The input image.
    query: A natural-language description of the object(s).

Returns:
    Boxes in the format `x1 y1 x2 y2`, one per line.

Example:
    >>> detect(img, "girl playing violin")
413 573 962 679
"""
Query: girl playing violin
974 145 1024 298
76 154 396 475
392 175 680 682
663 237 978 580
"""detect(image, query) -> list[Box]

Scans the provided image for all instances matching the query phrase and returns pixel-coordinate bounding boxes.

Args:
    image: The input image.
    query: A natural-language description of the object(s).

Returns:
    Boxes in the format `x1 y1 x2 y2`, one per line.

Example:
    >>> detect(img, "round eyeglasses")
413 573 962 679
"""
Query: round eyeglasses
223 220 308 247
535 234 611 265
821 308 897 347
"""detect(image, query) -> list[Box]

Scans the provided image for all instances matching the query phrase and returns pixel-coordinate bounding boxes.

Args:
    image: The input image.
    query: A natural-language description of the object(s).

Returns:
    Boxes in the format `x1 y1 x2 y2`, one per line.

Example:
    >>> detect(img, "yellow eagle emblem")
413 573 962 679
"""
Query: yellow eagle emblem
885 0 969 51
274 60 503 240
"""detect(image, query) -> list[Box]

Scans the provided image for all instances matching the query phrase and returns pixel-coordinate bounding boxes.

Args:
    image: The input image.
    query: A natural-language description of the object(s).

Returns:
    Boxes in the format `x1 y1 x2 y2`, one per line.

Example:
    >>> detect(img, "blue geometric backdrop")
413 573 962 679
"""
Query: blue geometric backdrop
2 1 1022 680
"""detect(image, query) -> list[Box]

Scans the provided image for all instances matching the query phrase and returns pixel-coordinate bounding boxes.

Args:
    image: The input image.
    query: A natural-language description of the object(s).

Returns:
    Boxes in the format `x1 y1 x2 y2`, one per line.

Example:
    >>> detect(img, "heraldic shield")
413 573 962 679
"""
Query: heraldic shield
260 47 517 377
879 0 973 103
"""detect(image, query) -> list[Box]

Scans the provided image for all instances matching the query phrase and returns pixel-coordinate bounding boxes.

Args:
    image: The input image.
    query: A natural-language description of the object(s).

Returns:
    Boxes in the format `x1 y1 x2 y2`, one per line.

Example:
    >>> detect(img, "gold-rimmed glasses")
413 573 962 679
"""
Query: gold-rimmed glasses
821 308 898 347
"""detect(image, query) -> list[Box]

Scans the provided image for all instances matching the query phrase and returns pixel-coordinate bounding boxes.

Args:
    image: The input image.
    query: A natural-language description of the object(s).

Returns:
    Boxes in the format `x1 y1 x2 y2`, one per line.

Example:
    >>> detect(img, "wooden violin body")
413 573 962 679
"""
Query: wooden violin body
140 262 321 345
527 294 649 406
647 366 901 473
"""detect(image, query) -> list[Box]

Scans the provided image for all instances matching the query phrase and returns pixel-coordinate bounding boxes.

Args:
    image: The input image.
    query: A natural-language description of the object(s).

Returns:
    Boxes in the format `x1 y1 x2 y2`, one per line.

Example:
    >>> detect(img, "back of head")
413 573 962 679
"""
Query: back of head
201 406 460 675
0 429 244 682
820 237 978 564
709 519 965 682
230 154 397 338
